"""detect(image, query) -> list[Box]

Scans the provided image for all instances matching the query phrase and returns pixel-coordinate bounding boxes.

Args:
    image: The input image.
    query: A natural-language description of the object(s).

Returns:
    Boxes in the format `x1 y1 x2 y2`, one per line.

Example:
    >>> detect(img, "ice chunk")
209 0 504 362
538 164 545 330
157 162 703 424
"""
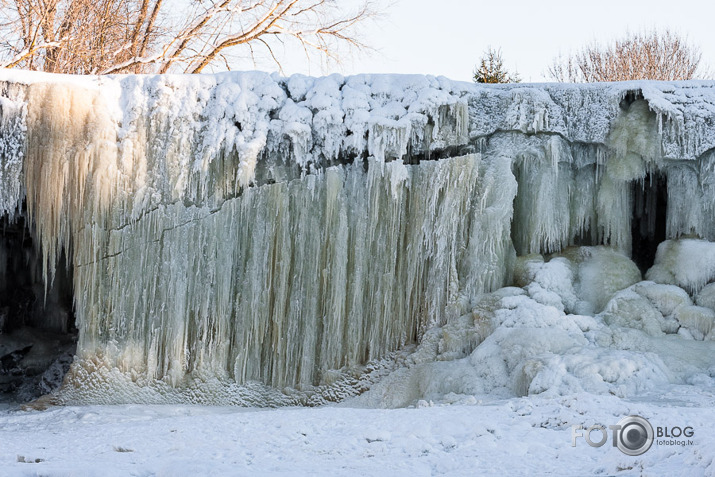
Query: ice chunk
573 247 642 314
606 99 660 174
674 306 715 341
527 348 671 398
632 281 692 317
695 282 715 311
522 257 578 313
600 289 666 336
646 239 715 294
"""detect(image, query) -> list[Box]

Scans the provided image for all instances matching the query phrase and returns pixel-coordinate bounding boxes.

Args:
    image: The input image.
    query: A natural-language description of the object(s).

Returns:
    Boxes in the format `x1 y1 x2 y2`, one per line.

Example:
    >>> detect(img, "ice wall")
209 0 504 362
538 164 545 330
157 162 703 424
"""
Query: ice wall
1 70 715 404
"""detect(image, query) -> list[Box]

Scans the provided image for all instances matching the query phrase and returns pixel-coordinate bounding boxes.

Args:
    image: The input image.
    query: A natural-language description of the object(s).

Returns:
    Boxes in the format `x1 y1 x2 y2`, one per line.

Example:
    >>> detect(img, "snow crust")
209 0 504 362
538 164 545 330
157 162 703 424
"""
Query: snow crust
1 70 715 405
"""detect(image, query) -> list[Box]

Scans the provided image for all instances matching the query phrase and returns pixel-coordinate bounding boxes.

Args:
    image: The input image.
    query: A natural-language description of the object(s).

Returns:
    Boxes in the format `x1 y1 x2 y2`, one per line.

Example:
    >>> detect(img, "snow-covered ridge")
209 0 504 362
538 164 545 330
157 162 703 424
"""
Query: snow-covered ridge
1 70 715 404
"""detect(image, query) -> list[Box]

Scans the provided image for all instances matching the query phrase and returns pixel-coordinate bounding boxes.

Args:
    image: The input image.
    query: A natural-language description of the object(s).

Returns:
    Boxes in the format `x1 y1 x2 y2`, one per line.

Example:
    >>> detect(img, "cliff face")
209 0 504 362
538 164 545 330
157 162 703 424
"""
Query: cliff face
1 71 714 404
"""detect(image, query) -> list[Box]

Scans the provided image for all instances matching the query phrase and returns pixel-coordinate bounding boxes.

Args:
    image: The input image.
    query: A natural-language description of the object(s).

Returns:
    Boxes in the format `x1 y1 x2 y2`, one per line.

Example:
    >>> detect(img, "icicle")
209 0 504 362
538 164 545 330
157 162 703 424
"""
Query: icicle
665 164 702 239
0 83 28 218
23 83 119 289
67 152 519 394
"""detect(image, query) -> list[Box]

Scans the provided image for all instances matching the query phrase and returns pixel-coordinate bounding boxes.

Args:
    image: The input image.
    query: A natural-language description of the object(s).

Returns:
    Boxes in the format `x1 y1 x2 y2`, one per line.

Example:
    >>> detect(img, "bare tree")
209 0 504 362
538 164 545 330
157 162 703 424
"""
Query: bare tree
473 47 520 84
548 29 707 82
0 0 379 74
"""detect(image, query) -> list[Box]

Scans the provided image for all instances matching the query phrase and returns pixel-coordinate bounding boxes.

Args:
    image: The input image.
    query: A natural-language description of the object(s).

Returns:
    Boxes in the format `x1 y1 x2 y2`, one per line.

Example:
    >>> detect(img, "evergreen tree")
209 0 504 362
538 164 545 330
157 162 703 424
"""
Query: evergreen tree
473 47 521 83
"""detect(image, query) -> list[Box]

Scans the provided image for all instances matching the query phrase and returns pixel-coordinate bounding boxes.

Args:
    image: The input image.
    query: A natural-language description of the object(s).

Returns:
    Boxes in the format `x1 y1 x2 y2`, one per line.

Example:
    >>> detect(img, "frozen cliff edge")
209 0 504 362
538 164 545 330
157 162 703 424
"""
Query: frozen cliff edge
0 70 714 405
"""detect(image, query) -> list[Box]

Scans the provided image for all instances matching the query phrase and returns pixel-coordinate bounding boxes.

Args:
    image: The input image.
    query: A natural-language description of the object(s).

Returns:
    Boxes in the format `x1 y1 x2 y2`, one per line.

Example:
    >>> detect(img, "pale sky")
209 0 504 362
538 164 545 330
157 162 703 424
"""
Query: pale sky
243 0 715 83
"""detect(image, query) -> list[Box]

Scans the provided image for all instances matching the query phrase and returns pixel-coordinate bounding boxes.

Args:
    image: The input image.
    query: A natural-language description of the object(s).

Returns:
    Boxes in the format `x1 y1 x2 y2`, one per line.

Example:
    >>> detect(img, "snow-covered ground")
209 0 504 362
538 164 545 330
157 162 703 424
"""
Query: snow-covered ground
1 389 713 476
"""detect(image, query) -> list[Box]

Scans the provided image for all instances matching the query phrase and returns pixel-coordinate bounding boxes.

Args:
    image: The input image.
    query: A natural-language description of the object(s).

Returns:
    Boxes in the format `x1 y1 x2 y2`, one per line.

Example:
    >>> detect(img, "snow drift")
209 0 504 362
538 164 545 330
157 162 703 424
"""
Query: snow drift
0 70 714 405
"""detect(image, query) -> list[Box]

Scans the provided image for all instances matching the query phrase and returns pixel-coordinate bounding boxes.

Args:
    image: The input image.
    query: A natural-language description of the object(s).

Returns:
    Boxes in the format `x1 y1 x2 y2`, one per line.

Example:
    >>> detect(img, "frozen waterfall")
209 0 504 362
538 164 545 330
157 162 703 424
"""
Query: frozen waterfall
1 71 714 405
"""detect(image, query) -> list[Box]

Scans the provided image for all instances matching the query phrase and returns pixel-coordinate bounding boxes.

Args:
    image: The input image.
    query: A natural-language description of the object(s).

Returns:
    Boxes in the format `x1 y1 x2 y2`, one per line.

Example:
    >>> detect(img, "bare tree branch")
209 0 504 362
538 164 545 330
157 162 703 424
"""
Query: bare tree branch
548 29 708 82
0 0 381 75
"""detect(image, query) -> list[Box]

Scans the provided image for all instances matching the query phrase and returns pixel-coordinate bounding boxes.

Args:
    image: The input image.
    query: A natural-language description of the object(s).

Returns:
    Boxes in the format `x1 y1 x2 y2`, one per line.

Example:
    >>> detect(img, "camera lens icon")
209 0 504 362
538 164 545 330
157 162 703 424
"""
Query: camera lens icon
616 416 654 456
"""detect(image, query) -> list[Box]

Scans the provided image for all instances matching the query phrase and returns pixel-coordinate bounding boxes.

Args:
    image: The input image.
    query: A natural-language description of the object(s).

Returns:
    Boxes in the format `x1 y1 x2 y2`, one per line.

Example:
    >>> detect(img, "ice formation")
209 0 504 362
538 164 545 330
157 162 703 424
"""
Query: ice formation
0 70 714 405
350 248 715 408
